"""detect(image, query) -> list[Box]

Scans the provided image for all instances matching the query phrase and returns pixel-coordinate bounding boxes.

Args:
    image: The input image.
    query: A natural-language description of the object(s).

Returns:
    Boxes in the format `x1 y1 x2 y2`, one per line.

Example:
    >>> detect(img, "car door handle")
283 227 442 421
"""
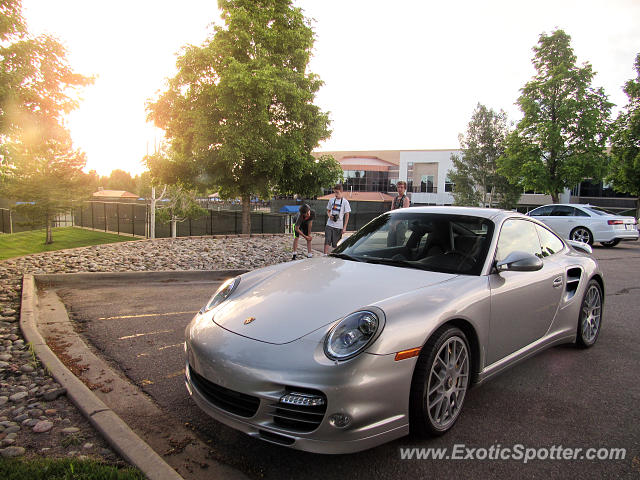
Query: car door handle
552 277 563 288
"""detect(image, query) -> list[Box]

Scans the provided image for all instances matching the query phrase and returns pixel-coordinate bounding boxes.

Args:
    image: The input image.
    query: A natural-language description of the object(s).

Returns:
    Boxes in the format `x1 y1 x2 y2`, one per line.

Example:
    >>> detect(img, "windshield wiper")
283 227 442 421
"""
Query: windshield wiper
329 253 363 262
362 257 439 272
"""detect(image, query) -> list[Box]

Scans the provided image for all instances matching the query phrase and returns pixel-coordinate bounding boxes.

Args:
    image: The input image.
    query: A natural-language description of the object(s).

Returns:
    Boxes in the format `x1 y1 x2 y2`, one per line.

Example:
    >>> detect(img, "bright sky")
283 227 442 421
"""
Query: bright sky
22 0 640 176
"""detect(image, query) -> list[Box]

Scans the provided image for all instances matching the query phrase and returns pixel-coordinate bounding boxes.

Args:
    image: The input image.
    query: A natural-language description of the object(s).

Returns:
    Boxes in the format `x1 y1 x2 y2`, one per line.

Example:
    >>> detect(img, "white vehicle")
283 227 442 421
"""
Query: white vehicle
527 203 639 247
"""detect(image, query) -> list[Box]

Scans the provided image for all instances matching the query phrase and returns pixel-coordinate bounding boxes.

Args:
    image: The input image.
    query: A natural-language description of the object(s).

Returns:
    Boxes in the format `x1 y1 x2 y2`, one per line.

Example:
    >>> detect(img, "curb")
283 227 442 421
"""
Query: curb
20 274 184 480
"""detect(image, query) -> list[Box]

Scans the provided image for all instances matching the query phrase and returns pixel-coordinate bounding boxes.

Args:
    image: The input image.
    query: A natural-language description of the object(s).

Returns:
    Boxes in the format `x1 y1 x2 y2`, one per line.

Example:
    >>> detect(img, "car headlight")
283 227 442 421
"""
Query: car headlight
324 310 381 361
201 277 240 313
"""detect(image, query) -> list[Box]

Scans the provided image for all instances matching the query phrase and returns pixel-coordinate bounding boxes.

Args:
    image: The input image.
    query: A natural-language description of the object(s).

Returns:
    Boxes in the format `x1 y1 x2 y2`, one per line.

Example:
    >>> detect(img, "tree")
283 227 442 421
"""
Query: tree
0 0 93 243
104 169 137 193
156 185 207 238
277 154 343 198
147 0 331 233
4 129 90 243
607 53 640 219
448 103 521 209
499 29 613 203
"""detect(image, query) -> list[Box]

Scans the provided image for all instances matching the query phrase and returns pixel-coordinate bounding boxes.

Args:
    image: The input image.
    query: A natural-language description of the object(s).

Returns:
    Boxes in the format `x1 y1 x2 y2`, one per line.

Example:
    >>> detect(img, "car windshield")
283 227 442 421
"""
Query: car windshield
582 206 612 216
332 212 494 275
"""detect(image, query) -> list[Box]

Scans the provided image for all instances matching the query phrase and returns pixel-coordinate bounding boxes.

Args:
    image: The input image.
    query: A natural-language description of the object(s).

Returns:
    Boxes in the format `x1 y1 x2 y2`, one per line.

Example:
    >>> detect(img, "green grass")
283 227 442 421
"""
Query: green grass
0 227 138 260
0 458 144 480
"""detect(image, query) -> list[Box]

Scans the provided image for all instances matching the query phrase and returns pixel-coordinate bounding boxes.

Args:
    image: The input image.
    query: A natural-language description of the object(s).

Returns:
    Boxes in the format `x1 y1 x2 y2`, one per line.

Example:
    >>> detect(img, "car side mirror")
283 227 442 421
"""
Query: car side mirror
496 251 543 272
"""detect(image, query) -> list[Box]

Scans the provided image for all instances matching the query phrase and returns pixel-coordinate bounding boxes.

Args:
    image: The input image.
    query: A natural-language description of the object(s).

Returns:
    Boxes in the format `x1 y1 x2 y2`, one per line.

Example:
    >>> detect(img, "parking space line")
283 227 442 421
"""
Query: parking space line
118 330 173 340
98 311 198 321
158 343 183 351
165 370 184 379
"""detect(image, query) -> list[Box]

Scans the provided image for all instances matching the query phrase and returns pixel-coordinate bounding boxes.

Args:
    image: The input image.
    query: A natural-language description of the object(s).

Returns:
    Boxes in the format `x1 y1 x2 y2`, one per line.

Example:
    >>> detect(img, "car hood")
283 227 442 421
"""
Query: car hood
211 257 456 344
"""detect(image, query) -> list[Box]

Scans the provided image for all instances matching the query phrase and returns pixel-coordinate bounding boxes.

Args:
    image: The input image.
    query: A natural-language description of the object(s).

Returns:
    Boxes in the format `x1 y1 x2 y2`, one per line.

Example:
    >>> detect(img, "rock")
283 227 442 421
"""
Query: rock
20 365 34 373
1 446 25 457
9 392 28 402
0 398 7 407
21 418 38 427
82 442 93 449
0 354 11 362
32 420 53 433
42 388 66 401
3 426 20 435
61 427 80 435
13 414 27 422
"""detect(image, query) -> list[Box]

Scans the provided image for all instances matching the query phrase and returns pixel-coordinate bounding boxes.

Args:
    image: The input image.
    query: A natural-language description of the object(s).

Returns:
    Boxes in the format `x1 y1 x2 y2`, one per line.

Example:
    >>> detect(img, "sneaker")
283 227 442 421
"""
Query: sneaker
307 253 313 258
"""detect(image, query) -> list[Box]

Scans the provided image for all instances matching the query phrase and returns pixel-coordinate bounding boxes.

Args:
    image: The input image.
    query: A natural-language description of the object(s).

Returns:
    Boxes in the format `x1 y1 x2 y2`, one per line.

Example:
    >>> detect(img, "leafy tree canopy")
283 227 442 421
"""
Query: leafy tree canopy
607 53 640 218
449 103 521 209
147 0 332 233
4 128 91 243
498 29 613 203
0 0 92 144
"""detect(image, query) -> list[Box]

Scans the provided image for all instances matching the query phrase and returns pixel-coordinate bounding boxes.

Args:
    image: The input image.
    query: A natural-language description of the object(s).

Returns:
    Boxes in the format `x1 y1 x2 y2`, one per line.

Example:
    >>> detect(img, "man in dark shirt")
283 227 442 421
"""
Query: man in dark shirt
292 204 315 260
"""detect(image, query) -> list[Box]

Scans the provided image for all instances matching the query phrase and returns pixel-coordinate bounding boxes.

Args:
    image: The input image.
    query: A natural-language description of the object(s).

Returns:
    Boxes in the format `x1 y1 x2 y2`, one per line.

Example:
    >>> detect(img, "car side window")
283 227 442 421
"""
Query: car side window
573 208 590 217
550 205 575 217
535 224 565 257
496 219 543 263
530 206 552 216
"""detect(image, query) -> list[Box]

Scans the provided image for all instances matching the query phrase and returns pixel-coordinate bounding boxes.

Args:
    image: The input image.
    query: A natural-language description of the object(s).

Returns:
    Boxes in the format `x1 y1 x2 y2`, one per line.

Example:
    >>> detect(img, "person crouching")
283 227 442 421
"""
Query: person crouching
292 204 315 260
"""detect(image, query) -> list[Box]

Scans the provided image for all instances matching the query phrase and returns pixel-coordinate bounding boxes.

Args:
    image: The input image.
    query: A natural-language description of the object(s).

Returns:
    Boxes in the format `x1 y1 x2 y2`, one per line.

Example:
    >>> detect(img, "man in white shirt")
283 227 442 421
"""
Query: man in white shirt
324 184 351 254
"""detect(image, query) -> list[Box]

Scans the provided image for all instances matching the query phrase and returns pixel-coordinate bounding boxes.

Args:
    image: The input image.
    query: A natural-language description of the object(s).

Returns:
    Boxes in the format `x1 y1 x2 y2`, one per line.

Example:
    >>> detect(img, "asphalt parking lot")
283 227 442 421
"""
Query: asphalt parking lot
52 242 640 479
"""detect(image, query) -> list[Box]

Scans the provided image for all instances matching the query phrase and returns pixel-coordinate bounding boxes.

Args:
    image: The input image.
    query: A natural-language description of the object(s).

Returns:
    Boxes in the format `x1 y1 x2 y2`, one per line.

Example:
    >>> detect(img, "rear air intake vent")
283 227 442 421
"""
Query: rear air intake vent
565 268 582 301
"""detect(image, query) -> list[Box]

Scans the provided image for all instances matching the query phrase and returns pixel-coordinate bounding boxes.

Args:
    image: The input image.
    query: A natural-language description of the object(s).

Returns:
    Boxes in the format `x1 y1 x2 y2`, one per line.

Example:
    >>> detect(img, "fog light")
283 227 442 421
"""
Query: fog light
280 392 326 407
329 413 351 428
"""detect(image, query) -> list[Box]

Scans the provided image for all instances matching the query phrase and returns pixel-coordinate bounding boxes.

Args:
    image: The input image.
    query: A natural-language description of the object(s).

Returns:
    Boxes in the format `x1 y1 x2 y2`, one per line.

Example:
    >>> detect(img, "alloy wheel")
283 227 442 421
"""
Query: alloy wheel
426 336 469 430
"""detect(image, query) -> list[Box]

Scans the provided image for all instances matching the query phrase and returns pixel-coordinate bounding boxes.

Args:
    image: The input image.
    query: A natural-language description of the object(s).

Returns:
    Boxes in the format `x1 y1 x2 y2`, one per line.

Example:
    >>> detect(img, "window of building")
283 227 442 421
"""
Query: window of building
445 176 454 192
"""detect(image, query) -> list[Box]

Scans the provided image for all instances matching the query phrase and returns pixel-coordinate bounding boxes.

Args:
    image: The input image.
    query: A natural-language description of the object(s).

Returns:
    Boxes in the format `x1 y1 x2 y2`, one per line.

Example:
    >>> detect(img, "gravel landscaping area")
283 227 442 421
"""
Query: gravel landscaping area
0 234 300 462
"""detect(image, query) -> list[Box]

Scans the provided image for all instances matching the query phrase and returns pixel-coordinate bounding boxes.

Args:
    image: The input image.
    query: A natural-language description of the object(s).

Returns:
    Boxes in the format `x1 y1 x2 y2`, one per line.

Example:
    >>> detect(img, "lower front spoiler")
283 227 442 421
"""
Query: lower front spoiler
185 368 409 454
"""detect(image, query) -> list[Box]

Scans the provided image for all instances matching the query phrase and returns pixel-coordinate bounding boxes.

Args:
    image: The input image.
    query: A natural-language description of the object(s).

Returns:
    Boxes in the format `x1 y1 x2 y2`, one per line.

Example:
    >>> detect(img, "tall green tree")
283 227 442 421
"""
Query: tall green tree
1 0 93 242
147 0 331 233
448 103 521 208
499 29 613 203
5 129 90 243
607 53 640 219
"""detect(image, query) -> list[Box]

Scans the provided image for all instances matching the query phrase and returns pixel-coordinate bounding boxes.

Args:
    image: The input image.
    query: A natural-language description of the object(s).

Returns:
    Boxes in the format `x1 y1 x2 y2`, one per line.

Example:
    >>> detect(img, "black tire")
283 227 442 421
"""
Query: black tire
570 227 594 246
409 326 470 436
576 279 603 348
600 239 620 248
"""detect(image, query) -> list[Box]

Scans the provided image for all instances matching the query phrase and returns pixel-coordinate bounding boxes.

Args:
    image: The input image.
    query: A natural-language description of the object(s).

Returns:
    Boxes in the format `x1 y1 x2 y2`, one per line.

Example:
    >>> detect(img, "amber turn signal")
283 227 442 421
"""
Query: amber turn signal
394 347 421 361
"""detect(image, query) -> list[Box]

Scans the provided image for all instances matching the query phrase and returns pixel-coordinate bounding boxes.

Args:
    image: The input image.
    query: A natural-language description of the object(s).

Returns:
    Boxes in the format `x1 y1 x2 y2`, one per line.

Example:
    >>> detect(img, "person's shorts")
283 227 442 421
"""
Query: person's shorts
325 226 343 247
294 223 310 238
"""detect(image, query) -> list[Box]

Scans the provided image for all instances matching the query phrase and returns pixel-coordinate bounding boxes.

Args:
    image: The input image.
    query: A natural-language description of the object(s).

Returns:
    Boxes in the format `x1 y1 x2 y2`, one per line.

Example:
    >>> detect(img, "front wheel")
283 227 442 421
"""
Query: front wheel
410 326 470 436
570 227 593 246
600 239 620 248
576 280 603 348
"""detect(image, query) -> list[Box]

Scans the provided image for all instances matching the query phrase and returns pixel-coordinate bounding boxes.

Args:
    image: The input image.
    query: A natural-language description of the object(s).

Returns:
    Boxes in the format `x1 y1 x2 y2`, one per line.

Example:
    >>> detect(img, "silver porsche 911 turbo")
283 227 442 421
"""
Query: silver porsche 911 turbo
184 206 604 454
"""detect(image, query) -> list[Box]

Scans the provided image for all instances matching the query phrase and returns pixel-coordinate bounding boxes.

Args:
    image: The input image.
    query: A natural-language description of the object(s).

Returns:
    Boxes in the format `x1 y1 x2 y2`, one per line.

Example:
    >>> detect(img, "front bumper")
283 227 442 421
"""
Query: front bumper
184 314 415 454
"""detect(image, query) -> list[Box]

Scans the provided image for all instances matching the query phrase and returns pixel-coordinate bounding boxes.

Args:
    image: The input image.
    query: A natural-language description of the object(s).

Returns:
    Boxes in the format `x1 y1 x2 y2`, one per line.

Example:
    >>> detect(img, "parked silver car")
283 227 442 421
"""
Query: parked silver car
527 203 638 247
185 207 604 453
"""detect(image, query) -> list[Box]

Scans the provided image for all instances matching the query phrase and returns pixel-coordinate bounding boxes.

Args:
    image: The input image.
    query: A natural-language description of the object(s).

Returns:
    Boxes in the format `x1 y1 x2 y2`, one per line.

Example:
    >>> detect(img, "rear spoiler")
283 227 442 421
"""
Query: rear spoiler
567 240 593 255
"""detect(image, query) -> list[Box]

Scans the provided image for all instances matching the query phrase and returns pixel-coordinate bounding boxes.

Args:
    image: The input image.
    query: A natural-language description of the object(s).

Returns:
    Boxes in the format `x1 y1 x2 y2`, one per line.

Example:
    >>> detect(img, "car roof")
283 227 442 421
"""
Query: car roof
534 203 593 209
389 205 522 221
